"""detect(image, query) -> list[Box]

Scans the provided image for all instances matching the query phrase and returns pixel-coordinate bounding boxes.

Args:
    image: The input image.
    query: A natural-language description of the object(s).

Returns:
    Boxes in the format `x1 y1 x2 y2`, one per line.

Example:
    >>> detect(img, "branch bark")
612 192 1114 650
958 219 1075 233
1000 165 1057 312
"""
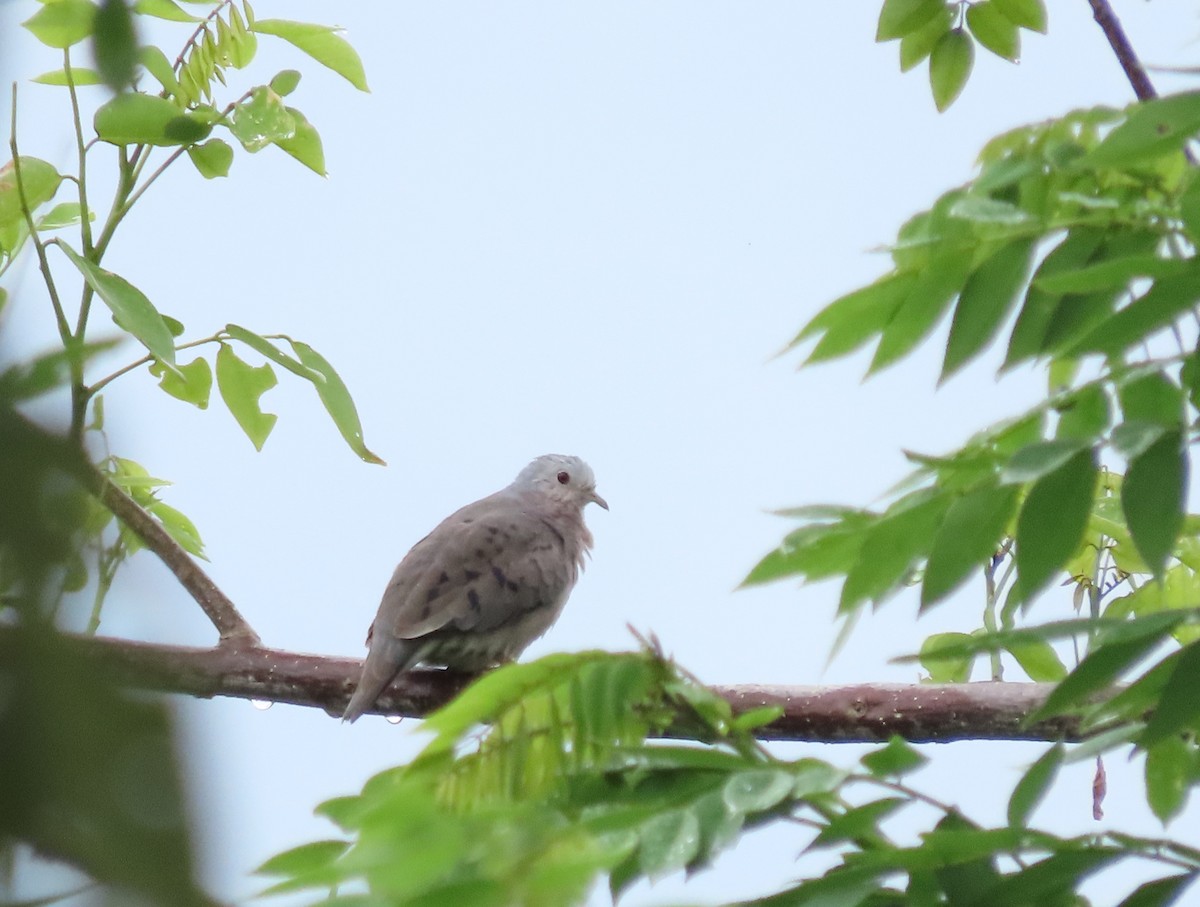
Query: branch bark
0 629 1092 743
1087 0 1158 101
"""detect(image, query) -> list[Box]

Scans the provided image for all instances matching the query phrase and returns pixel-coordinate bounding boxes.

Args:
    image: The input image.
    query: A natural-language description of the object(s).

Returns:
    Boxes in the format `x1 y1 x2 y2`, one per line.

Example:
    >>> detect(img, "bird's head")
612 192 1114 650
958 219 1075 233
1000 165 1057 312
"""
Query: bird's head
515 454 609 512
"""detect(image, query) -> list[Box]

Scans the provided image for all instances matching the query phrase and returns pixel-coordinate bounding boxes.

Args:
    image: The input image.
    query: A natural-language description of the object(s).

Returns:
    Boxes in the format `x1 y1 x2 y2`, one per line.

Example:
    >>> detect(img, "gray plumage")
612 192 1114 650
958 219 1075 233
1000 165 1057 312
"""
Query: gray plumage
343 454 607 722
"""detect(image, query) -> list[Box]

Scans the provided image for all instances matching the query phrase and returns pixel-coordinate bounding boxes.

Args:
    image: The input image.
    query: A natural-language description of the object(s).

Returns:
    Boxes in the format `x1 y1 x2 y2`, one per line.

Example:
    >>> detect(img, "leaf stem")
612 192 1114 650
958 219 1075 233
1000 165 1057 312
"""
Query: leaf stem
87 332 224 398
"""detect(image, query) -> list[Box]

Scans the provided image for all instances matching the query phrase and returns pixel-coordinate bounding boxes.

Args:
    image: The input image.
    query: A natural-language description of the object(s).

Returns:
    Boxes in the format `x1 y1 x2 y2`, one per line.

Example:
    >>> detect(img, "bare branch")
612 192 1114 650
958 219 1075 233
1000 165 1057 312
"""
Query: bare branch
3 629 1097 742
1087 0 1158 101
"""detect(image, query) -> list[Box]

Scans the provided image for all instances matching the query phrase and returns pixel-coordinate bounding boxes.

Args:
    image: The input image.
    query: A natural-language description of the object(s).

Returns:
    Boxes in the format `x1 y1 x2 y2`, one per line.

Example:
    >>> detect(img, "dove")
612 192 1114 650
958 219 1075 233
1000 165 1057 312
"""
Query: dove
342 454 608 722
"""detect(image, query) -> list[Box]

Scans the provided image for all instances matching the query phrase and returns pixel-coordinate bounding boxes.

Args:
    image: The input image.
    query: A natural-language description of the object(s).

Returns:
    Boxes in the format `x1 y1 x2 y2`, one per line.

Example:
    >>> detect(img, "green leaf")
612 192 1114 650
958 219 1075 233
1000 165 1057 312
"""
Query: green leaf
983 849 1120 901
251 19 368 91
56 242 177 365
133 0 198 22
860 737 928 777
94 93 212 146
33 67 104 85
966 2 1019 62
1001 438 1089 484
1070 268 1200 357
741 508 873 587
1141 642 1200 748
288 339 385 465
1015 447 1097 600
23 0 96 48
1055 385 1110 442
721 769 795 812
870 249 971 373
1144 735 1193 822
0 340 119 402
1034 620 1171 719
1122 429 1187 578
187 138 234 179
929 28 974 112
149 500 206 558
139 45 179 95
0 157 64 234
149 355 211 409
1007 743 1062 827
224 323 322 382
942 238 1035 380
1006 638 1067 681
793 271 916 363
992 0 1046 33
876 0 945 42
1119 372 1183 426
1003 228 1105 370
269 69 301 96
919 631 975 682
1117 875 1200 907
92 0 139 91
947 194 1031 225
840 491 949 610
275 106 326 176
636 809 700 879
1033 255 1190 295
921 483 1018 609
215 343 278 450
228 86 296 152
1087 92 1200 167
36 202 89 231
257 839 349 877
899 5 952 72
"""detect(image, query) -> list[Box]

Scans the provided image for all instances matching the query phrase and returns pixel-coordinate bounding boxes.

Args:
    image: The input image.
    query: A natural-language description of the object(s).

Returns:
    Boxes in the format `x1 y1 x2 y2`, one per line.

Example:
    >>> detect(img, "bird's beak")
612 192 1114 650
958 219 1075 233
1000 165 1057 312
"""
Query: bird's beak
590 490 609 511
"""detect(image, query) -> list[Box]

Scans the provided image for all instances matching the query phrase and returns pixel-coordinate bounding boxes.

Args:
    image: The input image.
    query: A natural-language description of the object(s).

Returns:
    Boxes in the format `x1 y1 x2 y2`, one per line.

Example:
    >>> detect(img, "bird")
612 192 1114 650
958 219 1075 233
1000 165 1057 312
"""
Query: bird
342 454 608 722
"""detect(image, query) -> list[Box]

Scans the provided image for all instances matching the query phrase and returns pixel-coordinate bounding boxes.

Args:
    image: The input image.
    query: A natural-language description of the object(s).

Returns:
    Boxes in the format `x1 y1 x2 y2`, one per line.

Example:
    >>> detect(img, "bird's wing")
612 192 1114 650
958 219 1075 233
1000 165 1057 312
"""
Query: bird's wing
378 492 576 640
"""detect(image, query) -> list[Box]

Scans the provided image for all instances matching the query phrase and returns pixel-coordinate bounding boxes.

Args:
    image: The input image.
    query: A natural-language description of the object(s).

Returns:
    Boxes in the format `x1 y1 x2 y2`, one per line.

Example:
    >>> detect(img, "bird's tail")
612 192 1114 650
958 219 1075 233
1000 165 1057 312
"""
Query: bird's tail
342 634 419 723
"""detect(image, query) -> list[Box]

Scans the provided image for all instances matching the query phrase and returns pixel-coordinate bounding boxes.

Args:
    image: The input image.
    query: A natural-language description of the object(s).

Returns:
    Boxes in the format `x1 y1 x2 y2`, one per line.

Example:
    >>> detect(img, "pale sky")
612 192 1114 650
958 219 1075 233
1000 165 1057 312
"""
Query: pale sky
4 2 1200 904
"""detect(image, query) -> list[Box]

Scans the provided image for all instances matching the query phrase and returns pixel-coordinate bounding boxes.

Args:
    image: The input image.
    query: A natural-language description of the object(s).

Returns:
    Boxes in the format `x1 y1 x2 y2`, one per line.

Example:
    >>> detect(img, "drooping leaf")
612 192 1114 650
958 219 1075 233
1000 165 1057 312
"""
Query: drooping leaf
1143 735 1193 823
929 28 974 112
92 0 139 91
870 249 971 373
215 343 277 450
876 0 946 42
942 238 1035 380
966 1 1019 62
1122 429 1187 578
274 107 325 175
992 0 1046 32
1015 447 1096 601
56 242 177 366
921 483 1018 609
793 271 917 363
1140 642 1200 749
279 340 384 465
1070 268 1200 357
840 491 949 611
899 5 953 72
1007 743 1063 827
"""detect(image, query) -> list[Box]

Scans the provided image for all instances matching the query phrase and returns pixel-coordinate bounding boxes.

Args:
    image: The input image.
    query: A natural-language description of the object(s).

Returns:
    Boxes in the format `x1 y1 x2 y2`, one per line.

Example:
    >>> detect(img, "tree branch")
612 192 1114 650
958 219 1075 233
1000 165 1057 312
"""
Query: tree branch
90 473 260 645
3 411 260 645
1 629 1095 742
1087 0 1158 101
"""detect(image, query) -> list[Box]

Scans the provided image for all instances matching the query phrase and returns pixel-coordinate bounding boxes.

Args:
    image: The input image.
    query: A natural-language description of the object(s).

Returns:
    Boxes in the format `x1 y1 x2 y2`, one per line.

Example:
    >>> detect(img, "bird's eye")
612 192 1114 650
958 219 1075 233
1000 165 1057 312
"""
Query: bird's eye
557 471 570 485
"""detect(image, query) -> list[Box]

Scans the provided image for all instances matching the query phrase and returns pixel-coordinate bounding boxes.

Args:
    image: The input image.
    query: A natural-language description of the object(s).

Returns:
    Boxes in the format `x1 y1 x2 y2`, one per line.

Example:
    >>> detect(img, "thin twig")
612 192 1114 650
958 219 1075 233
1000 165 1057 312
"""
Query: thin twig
1086 0 1158 101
